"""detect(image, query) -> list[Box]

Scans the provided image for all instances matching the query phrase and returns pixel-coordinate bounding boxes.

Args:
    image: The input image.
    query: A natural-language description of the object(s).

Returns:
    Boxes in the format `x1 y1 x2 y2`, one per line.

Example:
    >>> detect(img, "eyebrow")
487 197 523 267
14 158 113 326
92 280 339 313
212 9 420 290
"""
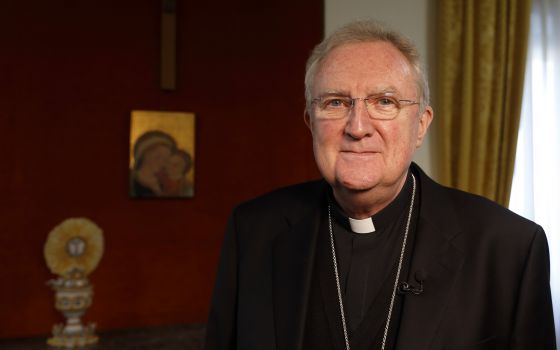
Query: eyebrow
315 86 401 98
315 91 402 100
371 86 399 95
316 90 350 97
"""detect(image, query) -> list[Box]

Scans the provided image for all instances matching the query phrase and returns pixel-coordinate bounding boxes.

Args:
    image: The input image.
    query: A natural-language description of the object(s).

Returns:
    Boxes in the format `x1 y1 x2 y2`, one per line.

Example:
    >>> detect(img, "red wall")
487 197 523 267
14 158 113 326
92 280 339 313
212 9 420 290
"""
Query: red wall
0 1 322 338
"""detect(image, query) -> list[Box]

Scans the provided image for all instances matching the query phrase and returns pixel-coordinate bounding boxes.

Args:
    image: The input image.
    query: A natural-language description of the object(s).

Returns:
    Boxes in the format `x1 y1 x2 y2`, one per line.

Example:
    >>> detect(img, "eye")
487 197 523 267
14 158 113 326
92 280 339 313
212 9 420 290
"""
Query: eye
378 97 395 105
370 95 399 109
379 97 397 105
321 97 350 109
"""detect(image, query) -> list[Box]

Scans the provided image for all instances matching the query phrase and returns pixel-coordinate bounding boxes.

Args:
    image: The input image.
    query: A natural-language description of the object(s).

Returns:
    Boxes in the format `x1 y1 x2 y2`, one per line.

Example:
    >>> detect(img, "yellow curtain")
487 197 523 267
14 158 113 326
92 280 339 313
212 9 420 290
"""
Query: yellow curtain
436 0 531 206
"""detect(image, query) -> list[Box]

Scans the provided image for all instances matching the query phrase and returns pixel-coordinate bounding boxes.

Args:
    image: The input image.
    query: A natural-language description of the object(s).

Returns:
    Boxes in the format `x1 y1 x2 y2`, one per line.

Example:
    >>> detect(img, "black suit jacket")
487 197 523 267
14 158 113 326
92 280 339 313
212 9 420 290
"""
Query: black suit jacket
205 164 556 349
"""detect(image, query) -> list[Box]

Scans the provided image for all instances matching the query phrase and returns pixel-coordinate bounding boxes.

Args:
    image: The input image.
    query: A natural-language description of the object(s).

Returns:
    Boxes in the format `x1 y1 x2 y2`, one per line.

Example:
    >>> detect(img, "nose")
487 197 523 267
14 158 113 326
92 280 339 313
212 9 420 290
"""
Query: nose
344 98 374 140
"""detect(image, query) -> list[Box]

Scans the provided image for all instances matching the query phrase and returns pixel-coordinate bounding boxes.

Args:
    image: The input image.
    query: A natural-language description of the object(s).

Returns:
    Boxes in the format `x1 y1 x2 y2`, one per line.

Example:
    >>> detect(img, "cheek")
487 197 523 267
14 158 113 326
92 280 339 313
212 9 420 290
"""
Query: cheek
312 121 341 147
367 119 402 151
312 124 341 167
311 122 342 173
386 121 419 157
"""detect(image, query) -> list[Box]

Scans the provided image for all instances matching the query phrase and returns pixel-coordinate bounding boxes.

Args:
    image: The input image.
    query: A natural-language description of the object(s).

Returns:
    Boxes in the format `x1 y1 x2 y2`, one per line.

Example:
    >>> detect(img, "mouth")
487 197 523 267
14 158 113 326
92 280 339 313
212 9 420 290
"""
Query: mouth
339 150 379 160
340 150 378 154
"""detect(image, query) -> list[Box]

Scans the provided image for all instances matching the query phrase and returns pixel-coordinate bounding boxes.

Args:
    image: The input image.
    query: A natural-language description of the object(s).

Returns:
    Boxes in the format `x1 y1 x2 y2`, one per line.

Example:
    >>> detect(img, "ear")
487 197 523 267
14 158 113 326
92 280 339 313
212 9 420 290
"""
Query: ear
415 106 433 148
304 108 313 131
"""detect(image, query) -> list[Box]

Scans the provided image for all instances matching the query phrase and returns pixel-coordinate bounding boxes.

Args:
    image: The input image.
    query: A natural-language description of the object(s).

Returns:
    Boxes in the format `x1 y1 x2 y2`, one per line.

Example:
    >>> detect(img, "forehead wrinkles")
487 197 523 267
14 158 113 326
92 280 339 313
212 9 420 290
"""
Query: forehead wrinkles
312 42 416 96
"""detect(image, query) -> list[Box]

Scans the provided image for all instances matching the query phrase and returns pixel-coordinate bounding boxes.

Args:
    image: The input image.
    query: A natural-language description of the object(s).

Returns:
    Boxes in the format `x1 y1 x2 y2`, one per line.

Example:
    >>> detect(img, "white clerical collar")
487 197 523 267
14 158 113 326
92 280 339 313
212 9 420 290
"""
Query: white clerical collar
348 217 375 234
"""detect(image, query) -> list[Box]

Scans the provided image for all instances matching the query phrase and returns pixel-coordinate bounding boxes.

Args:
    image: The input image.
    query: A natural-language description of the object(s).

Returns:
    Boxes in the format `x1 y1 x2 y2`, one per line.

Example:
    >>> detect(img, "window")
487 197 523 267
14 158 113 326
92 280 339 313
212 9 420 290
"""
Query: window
510 0 560 343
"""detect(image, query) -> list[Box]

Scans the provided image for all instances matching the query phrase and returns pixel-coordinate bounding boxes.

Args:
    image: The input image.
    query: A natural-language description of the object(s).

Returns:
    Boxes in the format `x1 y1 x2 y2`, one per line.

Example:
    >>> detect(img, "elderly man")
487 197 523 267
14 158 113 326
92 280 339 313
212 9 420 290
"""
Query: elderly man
205 20 556 350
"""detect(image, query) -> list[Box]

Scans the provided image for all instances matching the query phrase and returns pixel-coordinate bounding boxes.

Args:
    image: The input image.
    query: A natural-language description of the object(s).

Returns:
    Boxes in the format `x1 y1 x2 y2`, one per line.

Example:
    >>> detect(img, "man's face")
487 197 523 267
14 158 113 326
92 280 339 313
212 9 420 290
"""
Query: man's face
306 41 432 194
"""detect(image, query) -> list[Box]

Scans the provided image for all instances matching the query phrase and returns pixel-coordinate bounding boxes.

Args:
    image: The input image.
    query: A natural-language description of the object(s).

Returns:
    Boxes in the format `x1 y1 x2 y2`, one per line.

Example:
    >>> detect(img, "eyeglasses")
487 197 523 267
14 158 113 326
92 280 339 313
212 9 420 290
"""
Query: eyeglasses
311 93 419 120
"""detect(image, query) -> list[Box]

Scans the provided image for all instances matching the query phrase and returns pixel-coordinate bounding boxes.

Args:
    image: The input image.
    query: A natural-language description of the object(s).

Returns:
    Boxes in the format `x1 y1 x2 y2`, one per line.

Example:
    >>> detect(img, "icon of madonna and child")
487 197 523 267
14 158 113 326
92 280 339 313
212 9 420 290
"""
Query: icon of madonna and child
129 130 194 198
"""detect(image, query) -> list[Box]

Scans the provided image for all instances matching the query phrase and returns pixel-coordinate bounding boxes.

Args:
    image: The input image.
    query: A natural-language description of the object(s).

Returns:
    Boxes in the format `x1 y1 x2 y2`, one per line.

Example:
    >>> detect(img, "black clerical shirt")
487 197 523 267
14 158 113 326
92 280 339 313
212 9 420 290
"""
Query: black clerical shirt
303 171 420 350
331 171 416 334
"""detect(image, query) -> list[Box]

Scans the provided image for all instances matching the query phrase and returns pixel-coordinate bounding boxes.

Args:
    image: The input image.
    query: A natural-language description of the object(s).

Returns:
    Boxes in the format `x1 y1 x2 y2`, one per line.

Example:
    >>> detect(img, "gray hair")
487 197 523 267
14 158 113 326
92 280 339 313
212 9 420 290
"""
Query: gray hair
304 20 430 113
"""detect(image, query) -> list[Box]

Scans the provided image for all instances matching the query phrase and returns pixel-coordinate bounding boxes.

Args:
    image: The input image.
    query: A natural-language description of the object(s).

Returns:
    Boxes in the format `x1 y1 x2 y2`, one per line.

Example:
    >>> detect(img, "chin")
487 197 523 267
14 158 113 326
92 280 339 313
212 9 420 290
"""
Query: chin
324 164 378 190
336 175 380 192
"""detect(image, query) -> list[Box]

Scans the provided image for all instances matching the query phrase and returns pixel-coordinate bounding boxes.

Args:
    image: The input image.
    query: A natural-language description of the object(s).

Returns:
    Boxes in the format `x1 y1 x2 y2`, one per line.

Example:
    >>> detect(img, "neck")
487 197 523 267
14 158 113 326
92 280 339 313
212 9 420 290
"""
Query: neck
332 172 408 219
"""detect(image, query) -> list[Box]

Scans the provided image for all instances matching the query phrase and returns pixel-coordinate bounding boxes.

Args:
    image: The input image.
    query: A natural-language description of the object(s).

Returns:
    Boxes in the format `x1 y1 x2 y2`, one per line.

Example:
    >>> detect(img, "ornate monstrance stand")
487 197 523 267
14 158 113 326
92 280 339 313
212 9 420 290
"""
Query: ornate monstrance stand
44 218 104 348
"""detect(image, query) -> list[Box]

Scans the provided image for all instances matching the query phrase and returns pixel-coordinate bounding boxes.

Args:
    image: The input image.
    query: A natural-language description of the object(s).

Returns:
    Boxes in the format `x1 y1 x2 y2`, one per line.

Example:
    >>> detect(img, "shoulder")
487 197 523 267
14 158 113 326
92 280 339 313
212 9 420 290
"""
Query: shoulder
444 185 539 238
229 179 326 230
225 180 326 252
234 180 326 216
438 186 544 260
414 164 543 250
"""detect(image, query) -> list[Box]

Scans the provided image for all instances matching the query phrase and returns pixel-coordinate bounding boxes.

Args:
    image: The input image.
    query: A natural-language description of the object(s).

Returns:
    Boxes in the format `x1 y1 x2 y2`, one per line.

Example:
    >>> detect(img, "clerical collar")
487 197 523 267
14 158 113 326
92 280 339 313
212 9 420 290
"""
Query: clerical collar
330 171 414 234
348 217 375 234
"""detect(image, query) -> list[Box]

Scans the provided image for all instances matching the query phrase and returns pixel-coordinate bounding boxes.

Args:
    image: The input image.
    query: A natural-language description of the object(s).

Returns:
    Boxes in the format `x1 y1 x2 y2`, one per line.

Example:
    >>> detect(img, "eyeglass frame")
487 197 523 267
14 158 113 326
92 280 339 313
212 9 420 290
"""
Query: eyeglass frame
310 92 420 120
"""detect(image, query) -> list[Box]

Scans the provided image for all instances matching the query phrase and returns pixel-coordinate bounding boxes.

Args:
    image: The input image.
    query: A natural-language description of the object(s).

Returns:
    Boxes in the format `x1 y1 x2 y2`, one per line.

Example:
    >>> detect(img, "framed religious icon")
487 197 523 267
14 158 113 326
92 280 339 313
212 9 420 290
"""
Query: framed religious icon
129 110 195 198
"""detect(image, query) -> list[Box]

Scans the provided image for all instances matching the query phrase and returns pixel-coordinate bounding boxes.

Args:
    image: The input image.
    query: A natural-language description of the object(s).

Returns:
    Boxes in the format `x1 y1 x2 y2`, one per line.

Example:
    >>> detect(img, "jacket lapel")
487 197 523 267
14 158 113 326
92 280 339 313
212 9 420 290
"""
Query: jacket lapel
272 188 325 350
396 166 466 350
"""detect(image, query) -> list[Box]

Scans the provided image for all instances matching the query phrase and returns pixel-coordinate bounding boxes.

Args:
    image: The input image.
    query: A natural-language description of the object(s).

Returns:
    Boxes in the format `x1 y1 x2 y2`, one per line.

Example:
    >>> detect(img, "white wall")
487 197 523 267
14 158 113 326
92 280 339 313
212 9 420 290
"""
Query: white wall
325 0 437 177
